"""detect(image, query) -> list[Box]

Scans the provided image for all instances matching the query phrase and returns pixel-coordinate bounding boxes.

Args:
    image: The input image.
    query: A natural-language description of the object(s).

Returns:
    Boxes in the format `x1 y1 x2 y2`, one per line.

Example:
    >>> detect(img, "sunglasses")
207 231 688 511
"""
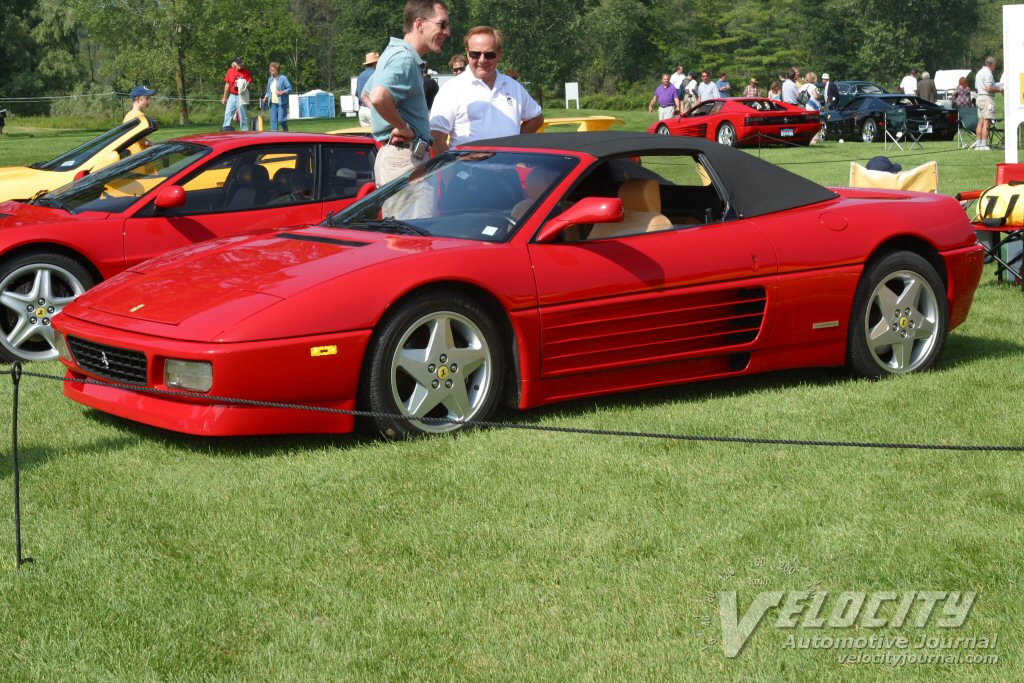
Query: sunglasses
468 50 498 60
422 17 451 30
452 66 465 74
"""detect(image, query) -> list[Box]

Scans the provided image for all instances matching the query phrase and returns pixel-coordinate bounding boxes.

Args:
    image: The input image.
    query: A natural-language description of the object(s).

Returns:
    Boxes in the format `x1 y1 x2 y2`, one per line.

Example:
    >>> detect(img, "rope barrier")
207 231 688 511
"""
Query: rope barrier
5 364 1024 452
0 92 233 106
750 132 985 168
5 361 1023 567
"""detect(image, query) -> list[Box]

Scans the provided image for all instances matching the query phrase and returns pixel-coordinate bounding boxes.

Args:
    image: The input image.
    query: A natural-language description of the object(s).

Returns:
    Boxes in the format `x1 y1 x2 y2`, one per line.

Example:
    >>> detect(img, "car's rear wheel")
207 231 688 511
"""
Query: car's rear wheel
0 252 95 362
716 122 738 147
861 118 878 143
362 291 504 438
656 124 671 136
846 251 948 378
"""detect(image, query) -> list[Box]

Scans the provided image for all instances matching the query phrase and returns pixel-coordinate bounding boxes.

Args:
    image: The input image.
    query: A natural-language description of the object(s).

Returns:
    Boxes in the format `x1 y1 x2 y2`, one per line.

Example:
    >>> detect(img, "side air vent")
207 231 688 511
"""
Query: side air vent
541 286 768 377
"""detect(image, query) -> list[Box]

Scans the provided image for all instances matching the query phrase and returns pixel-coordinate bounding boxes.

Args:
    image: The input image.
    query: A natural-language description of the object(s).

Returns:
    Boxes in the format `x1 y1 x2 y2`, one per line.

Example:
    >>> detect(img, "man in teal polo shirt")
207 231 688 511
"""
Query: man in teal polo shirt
363 0 451 194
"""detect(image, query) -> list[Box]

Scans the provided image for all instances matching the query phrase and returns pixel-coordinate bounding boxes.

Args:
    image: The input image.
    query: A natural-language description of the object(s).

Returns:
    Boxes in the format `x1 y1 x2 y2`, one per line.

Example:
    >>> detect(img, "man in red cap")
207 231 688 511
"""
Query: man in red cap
221 56 253 130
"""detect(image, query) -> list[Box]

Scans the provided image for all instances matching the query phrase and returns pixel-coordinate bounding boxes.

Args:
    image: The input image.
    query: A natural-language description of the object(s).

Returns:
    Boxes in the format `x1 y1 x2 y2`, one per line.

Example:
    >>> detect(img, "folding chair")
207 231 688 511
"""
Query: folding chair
883 109 904 151
957 107 978 149
988 118 1005 149
850 161 938 193
884 109 925 151
956 186 1024 285
973 189 1023 284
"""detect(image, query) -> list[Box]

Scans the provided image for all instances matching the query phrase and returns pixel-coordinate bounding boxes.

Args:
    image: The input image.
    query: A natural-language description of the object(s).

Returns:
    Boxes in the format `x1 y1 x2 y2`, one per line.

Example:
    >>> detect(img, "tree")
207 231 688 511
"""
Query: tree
0 0 84 114
72 0 213 125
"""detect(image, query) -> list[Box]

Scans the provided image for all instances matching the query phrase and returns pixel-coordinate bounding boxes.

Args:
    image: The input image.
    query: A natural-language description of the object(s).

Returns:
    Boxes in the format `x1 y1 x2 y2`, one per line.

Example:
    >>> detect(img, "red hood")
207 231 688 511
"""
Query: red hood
67 224 481 334
0 200 104 226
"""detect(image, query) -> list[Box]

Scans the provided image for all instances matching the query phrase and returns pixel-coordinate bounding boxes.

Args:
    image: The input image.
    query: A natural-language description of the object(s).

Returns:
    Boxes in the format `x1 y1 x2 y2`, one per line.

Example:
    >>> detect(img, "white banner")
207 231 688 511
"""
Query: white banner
1003 5 1023 163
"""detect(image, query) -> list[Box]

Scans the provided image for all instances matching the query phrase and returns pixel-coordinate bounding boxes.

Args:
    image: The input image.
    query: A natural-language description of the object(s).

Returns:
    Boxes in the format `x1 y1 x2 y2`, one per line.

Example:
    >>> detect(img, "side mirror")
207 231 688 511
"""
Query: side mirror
154 185 186 209
355 181 376 200
534 196 624 243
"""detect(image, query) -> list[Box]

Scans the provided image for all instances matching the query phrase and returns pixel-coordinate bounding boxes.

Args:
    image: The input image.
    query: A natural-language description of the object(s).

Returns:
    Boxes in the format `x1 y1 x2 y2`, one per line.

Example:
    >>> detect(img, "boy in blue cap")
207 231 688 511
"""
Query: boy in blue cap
124 85 157 153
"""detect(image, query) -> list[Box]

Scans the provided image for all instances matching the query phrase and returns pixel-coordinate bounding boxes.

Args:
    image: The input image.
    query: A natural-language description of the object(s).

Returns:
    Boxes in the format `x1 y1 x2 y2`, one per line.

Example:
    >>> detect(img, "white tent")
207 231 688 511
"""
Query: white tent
934 69 970 97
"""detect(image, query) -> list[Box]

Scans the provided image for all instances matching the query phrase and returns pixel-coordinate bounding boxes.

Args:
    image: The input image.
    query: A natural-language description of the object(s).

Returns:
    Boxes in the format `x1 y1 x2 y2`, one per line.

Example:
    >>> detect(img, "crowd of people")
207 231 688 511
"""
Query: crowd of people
118 0 1007 158
649 65 841 117
646 57 1005 150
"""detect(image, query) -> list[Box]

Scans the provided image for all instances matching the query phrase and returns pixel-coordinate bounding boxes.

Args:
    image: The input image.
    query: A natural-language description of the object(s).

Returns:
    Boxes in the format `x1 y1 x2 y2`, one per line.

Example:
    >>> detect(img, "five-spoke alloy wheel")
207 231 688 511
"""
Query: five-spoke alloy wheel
861 118 878 144
363 291 504 438
716 121 738 147
0 252 95 362
847 251 948 377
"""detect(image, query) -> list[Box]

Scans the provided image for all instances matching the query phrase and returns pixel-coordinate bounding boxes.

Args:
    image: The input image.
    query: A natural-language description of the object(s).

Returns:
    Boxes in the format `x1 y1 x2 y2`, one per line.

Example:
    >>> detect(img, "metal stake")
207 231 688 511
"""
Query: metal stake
10 362 31 567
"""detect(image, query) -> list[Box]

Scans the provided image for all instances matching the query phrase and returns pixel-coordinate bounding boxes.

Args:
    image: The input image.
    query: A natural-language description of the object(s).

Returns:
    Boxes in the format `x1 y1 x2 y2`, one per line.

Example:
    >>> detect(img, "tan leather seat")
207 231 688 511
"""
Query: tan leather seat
588 178 672 239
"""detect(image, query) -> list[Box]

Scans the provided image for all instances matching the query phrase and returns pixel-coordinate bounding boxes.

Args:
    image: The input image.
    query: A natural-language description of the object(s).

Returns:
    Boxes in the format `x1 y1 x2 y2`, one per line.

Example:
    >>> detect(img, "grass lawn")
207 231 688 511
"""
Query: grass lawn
1 110 1023 680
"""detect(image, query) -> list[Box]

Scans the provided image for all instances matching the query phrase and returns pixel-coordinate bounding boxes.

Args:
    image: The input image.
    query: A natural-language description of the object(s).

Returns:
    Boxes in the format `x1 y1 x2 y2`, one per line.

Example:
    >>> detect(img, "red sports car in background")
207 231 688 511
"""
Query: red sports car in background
0 132 375 361
648 98 822 147
54 132 983 439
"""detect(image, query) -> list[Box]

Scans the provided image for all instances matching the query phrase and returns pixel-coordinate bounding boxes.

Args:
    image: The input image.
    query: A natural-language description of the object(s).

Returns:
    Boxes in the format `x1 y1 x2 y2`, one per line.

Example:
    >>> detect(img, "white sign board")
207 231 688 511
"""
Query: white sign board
1004 5 1023 162
565 82 579 109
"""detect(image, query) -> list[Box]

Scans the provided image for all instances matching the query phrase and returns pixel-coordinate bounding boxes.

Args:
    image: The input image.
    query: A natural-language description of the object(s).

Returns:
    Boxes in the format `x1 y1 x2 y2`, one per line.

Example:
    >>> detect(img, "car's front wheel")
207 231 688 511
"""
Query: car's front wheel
656 124 671 136
861 118 878 143
716 122 738 147
846 251 948 378
362 291 505 438
0 252 95 362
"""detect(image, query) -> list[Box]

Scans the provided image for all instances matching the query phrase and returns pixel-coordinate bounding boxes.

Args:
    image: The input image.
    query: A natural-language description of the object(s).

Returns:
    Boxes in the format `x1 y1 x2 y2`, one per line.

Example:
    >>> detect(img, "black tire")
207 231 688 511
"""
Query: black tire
846 251 948 378
861 118 878 144
716 121 738 147
361 290 505 438
0 252 96 362
656 124 671 136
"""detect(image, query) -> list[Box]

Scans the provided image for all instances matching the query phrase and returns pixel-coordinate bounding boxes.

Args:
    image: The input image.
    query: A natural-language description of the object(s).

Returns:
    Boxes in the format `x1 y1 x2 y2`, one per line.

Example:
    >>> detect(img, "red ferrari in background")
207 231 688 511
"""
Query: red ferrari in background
0 132 376 361
54 132 983 438
648 98 822 147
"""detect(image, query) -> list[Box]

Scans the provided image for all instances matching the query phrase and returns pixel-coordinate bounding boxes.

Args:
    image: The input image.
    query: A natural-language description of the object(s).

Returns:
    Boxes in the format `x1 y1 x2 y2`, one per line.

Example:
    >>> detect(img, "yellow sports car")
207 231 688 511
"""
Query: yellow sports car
0 115 157 202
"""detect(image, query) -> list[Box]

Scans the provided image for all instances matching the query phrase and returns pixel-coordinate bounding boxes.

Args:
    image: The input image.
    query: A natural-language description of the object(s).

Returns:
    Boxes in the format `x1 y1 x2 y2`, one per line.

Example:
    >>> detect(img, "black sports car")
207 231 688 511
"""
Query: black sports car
833 81 889 108
821 94 959 144
836 81 889 97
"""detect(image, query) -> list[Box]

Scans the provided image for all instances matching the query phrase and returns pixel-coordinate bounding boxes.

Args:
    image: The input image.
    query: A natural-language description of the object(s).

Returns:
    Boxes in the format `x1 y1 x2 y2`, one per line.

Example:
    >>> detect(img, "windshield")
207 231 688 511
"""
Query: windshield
330 150 578 242
38 141 210 214
32 118 154 172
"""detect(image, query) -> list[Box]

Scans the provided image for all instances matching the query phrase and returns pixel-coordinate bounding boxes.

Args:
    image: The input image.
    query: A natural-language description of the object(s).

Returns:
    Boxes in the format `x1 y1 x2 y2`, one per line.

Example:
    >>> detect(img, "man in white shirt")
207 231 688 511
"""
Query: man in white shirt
974 56 1003 151
429 25 543 153
900 68 919 96
781 68 800 105
670 66 685 90
696 71 721 102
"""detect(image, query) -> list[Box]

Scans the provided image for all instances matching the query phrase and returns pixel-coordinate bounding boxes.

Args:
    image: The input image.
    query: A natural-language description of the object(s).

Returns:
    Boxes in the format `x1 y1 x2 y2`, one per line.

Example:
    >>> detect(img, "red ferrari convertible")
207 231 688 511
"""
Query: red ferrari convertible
648 98 822 147
0 132 376 361
54 132 983 438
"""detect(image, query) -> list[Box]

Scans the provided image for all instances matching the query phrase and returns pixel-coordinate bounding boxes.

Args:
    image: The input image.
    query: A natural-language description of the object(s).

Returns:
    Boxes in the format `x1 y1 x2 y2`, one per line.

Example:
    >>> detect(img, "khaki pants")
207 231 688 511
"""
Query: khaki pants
374 143 433 219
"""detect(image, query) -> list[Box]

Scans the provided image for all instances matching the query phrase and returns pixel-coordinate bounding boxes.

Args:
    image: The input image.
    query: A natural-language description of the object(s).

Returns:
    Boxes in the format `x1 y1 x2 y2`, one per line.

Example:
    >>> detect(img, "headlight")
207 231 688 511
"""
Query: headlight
165 359 213 392
53 330 72 362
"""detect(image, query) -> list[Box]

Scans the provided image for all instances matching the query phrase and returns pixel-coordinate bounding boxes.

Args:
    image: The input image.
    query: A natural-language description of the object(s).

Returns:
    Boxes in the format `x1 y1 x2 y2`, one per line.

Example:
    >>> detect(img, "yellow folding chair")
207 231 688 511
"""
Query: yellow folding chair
849 160 938 193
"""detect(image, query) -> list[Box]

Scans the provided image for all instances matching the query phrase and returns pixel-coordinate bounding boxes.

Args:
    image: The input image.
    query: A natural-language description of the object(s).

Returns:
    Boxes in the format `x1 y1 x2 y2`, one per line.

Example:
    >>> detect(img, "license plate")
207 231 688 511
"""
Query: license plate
919 123 933 133
781 128 794 137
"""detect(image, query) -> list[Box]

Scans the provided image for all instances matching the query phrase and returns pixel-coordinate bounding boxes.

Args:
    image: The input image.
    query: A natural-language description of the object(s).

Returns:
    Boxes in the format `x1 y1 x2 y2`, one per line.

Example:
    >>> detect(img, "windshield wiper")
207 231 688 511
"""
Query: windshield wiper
344 218 430 236
33 195 72 212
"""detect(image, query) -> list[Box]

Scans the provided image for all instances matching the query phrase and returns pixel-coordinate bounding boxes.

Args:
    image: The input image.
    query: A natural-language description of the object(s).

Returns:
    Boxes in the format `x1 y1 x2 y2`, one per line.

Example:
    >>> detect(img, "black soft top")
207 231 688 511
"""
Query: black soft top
466 131 838 219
